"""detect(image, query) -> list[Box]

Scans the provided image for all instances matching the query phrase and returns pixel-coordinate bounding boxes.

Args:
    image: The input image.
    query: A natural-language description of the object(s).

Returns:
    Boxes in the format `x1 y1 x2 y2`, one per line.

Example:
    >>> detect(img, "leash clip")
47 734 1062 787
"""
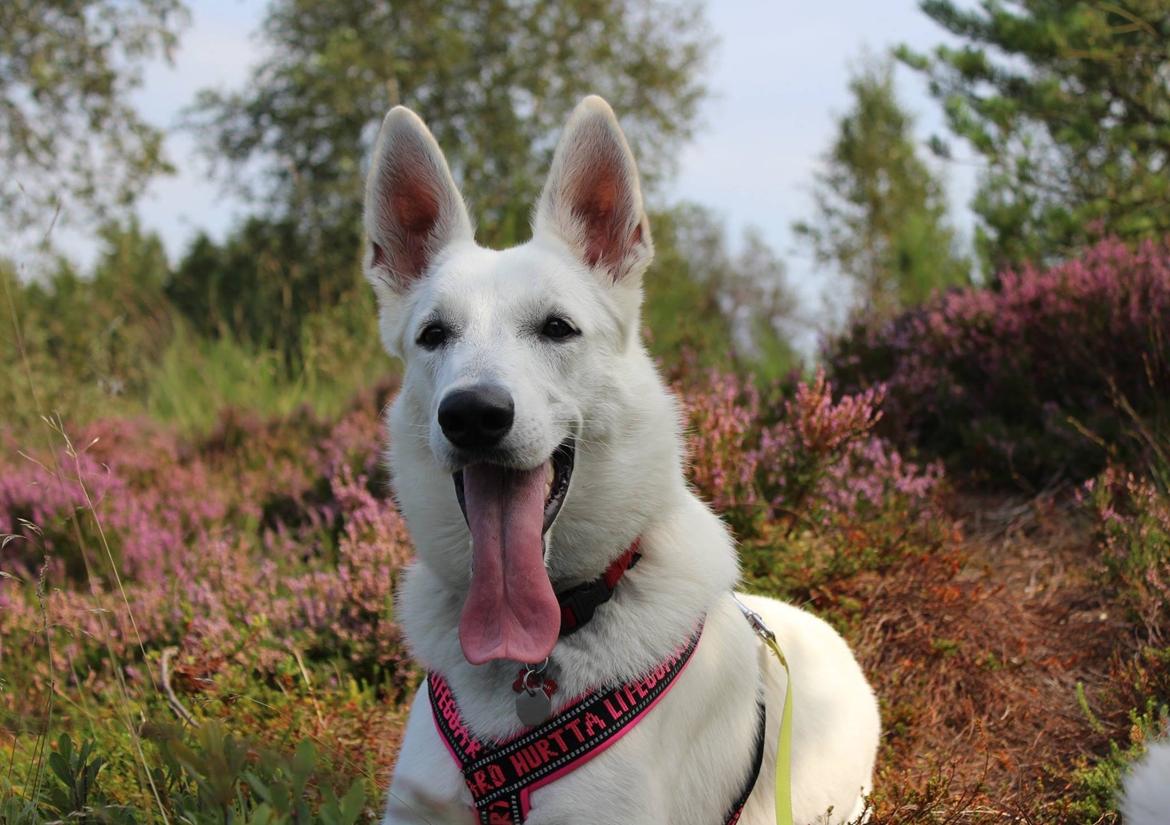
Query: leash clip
732 594 778 644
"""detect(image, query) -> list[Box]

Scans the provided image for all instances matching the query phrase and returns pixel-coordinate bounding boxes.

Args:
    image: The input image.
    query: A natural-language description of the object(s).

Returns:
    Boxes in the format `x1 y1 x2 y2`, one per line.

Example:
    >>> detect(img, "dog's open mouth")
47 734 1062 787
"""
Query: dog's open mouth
453 439 575 539
452 439 575 666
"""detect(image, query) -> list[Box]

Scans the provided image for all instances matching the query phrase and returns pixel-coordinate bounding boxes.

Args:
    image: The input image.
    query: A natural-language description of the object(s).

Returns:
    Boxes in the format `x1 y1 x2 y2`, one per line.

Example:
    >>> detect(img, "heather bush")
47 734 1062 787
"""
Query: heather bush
1085 466 1170 641
1 365 952 818
827 237 1170 487
678 368 945 595
0 386 408 690
1068 701 1170 825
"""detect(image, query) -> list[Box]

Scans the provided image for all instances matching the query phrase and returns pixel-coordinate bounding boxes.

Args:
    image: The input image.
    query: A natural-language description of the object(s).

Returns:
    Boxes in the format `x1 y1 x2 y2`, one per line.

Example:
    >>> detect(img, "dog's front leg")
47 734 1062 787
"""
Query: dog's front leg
383 684 475 825
522 760 665 825
524 794 663 825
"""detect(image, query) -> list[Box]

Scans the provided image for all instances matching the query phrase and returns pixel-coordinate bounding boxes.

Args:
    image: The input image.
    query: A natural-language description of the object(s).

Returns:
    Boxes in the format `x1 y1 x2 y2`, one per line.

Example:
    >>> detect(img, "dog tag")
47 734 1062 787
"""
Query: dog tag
516 689 552 727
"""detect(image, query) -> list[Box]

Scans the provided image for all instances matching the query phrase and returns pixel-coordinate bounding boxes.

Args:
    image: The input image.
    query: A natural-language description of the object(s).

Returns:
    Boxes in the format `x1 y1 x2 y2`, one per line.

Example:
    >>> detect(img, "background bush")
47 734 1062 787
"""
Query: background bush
827 237 1170 488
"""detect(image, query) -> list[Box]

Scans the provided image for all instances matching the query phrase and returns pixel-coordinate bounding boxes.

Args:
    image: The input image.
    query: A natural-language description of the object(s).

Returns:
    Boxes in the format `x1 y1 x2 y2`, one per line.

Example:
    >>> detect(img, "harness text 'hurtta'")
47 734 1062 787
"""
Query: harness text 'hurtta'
428 625 766 824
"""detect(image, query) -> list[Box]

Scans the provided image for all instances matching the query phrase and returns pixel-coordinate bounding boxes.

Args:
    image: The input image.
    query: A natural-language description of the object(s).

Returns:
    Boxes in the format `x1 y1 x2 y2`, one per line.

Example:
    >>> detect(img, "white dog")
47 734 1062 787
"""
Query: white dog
1121 739 1170 825
364 95 880 825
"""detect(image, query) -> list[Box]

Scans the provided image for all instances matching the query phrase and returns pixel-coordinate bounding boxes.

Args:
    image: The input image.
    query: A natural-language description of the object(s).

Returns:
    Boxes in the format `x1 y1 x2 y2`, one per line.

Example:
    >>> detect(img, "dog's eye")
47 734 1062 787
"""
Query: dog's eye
540 316 579 341
417 322 450 350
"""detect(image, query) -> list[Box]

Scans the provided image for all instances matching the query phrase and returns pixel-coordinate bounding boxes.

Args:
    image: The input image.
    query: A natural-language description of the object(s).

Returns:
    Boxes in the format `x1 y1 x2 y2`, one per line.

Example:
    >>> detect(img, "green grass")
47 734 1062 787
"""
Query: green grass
2 288 394 440
144 325 391 436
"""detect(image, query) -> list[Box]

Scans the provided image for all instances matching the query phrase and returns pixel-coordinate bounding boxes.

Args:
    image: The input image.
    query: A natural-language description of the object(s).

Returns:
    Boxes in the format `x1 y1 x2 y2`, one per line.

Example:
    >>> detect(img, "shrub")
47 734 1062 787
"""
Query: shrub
1 223 174 434
1068 701 1170 825
678 368 945 594
827 237 1170 487
0 386 411 695
1085 466 1170 640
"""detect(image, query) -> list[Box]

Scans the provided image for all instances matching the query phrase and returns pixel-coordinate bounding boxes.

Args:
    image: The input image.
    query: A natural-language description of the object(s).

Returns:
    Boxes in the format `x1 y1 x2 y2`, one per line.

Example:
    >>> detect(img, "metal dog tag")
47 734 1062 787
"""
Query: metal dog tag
515 689 553 727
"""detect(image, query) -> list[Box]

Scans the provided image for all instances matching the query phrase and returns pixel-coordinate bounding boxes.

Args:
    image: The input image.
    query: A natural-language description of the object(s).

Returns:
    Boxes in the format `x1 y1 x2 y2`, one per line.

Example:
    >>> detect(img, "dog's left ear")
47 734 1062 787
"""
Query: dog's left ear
534 96 654 286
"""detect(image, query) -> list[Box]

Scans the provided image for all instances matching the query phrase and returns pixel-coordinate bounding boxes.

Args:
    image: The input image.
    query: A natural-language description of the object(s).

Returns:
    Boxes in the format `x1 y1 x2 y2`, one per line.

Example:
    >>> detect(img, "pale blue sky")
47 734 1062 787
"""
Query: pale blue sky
56 0 978 344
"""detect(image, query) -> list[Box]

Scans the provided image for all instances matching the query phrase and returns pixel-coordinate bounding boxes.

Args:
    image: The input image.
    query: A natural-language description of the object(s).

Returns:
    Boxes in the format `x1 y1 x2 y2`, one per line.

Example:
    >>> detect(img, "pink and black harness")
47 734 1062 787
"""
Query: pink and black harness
428 543 767 824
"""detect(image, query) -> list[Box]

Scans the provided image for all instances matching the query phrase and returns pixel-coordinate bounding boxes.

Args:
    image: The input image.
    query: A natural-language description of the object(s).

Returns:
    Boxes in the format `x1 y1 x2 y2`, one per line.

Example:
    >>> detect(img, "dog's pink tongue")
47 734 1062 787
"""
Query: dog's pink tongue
458 463 560 665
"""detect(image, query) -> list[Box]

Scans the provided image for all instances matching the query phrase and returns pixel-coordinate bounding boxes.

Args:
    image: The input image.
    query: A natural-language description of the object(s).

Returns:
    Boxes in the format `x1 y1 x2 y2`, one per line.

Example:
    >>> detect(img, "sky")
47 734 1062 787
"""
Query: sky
52 0 977 348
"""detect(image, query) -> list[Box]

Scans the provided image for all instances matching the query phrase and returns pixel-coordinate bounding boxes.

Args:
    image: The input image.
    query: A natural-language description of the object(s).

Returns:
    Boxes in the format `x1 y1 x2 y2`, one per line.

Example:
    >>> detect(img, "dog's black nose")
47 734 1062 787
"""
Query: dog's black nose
438 385 515 449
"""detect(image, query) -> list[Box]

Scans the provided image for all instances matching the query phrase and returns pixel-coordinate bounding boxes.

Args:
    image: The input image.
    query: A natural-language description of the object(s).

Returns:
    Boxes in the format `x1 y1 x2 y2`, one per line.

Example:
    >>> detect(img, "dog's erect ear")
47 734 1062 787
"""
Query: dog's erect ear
363 106 472 293
534 96 654 285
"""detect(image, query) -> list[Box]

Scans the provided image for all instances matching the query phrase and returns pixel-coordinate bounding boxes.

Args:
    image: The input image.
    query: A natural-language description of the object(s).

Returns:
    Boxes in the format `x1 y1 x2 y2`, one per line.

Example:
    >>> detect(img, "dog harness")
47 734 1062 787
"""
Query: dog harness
429 626 766 824
427 541 771 824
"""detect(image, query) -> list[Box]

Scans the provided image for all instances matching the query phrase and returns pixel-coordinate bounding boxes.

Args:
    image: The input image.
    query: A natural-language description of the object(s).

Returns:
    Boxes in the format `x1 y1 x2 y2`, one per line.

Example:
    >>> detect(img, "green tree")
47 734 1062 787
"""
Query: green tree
794 58 970 317
178 0 710 360
900 1 1170 273
647 204 799 379
0 0 188 233
168 217 381 364
2 220 174 427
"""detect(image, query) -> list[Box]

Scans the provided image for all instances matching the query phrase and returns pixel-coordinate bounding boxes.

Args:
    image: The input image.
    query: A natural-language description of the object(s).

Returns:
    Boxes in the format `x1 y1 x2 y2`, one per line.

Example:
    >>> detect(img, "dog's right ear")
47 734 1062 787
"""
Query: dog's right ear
363 106 472 306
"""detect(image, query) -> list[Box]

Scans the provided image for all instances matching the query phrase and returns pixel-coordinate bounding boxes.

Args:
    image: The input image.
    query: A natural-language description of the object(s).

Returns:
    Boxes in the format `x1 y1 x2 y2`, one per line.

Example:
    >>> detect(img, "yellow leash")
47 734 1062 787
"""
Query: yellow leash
734 597 795 825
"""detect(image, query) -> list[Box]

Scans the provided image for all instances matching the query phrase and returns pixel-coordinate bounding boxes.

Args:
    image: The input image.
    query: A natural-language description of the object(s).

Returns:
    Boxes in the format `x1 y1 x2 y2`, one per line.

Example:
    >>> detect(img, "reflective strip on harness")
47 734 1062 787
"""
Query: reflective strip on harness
429 626 704 824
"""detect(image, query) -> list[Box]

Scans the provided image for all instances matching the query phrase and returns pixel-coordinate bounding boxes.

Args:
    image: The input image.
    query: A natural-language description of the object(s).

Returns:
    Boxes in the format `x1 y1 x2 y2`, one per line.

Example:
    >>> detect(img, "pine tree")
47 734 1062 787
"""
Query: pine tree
900 0 1170 272
794 58 970 317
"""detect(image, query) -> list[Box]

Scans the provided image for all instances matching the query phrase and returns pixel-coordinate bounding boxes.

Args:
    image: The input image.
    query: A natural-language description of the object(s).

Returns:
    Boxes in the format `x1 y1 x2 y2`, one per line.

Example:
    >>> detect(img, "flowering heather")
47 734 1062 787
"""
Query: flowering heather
1 369 943 697
0 385 407 695
4 363 1162 824
1085 466 1170 640
677 369 944 581
827 237 1170 486
0 417 230 584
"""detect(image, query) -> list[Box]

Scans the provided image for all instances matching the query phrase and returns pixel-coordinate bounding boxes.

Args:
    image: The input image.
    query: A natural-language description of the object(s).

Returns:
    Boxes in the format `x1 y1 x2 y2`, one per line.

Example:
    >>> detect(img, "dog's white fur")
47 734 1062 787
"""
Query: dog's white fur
366 96 881 825
1121 739 1170 825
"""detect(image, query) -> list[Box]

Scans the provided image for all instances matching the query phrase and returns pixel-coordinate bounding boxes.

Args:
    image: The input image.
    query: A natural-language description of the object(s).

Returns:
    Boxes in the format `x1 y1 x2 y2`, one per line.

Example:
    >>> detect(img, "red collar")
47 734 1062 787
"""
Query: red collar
556 539 641 636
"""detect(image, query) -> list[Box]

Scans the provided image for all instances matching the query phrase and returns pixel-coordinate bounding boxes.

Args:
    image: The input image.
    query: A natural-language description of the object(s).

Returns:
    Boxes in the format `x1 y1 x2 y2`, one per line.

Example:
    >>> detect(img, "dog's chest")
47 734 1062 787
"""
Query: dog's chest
429 628 704 822
401 603 763 825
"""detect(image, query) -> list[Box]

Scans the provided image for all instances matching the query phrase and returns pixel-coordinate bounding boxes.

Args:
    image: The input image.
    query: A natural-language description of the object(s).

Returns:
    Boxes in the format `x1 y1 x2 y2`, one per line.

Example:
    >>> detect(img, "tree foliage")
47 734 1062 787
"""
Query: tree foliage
170 218 321 355
167 217 379 371
187 0 710 250
0 0 188 233
794 58 970 317
177 0 712 361
647 204 799 379
900 0 1170 272
2 220 174 425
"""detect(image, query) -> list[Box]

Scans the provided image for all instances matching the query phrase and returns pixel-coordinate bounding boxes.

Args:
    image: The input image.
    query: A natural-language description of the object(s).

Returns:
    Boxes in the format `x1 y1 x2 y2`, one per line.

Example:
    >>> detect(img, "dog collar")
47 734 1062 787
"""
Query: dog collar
556 538 641 636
